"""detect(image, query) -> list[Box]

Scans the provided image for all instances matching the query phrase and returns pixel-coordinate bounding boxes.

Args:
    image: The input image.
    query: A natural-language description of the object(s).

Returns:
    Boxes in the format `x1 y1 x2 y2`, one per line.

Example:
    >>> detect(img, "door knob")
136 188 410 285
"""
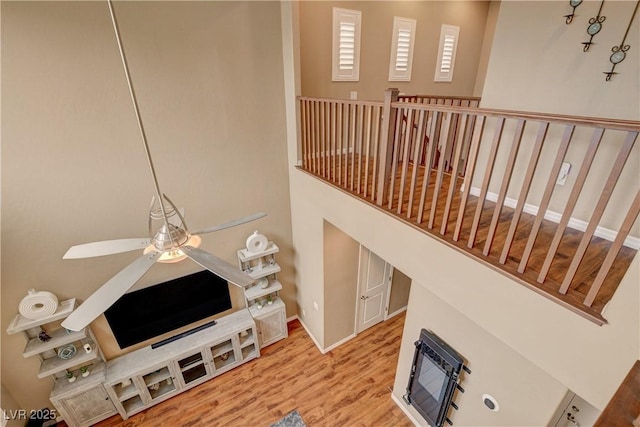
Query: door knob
360 295 369 300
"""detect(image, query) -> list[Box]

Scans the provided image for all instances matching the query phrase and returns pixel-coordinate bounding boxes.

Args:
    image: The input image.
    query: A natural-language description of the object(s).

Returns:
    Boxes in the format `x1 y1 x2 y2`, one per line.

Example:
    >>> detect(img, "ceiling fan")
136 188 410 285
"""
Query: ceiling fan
61 1 263 332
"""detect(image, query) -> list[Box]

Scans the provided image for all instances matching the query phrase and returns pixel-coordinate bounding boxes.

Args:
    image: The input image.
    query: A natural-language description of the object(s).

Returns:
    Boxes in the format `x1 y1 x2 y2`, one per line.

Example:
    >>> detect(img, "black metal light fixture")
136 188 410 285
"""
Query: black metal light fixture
582 0 606 52
604 1 639 81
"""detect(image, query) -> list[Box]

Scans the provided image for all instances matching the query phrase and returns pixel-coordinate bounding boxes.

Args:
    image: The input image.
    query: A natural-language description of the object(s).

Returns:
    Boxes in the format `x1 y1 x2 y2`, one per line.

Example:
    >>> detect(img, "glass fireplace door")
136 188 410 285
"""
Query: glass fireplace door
405 329 468 427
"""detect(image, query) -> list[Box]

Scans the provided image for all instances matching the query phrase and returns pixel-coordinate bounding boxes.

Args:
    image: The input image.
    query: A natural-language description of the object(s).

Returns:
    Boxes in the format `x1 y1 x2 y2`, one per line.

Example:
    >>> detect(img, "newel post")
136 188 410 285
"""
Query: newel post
376 88 399 206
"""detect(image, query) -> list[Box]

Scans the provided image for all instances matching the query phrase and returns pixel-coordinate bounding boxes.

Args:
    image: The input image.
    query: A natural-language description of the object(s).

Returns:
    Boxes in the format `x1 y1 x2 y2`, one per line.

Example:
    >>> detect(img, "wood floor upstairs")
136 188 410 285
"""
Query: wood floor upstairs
89 314 410 427
299 157 637 324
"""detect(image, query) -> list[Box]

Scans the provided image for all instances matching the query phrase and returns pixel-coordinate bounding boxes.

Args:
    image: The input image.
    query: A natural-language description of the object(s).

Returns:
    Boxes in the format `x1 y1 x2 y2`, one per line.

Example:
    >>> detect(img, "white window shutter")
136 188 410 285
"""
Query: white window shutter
434 24 460 82
389 17 417 81
332 8 361 81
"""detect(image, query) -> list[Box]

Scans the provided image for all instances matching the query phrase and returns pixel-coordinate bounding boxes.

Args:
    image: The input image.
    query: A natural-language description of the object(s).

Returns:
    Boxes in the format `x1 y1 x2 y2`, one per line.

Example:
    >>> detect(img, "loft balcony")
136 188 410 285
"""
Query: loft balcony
297 90 639 325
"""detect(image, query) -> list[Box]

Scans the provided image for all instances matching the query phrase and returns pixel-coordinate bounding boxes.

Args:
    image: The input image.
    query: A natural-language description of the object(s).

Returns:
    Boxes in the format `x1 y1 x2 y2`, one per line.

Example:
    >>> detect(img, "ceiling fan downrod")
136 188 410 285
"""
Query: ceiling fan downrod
107 0 179 250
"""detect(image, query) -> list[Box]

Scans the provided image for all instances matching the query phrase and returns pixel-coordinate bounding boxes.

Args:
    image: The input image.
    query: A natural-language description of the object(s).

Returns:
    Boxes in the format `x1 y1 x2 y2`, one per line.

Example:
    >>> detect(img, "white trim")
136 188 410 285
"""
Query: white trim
332 8 361 81
383 266 394 320
391 392 423 427
293 315 326 354
389 17 416 82
469 186 640 250
324 333 357 353
386 305 407 320
434 24 459 82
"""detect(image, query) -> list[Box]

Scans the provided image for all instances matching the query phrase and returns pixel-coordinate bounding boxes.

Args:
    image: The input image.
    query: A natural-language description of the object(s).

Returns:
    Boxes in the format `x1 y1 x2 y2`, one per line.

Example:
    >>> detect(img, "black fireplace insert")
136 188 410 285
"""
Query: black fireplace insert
404 329 470 426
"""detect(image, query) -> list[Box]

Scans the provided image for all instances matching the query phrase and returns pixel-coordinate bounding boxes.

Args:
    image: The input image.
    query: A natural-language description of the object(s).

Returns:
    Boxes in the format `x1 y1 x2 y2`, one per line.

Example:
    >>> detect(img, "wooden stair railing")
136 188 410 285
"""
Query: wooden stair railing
297 90 640 324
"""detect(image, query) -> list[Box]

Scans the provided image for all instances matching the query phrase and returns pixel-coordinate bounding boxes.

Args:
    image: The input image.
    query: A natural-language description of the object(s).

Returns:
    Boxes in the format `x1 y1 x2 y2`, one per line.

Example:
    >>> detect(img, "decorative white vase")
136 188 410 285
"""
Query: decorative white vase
82 371 90 378
67 376 76 383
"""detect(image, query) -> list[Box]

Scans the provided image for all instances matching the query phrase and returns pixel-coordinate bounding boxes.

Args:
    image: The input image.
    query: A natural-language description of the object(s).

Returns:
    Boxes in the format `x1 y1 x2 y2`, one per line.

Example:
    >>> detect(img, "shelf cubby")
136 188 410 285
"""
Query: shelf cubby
147 379 176 400
241 344 257 360
37 347 98 379
182 364 208 385
210 340 233 358
23 328 87 358
143 367 172 387
122 395 145 415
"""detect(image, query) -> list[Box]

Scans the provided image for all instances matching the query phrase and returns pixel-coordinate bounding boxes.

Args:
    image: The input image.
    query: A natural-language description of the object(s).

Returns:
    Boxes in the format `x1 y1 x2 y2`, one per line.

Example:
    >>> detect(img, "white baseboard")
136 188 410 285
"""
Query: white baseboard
323 333 357 353
391 392 424 427
292 315 326 354
386 306 407 320
469 186 640 250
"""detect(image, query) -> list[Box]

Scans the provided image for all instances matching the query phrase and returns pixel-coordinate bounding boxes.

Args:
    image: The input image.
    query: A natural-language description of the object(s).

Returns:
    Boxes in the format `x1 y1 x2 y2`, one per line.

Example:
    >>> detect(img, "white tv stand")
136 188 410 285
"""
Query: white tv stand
102 309 258 420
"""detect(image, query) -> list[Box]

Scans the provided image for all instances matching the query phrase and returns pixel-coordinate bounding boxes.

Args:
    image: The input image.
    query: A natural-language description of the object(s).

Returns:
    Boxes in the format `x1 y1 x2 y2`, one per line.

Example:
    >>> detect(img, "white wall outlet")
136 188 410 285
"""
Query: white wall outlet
556 162 571 185
350 91 358 100
313 301 319 311
302 308 306 317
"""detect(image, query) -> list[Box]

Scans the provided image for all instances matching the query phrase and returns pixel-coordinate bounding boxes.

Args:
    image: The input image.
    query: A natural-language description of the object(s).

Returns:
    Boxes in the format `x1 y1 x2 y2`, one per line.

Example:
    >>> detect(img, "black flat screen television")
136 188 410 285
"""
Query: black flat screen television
104 269 232 349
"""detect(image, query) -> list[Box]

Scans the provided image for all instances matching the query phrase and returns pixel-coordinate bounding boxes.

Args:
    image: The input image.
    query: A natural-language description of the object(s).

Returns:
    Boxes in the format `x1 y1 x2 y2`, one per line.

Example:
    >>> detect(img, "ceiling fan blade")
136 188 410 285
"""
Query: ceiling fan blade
63 238 151 259
191 212 267 236
181 245 254 287
61 251 161 331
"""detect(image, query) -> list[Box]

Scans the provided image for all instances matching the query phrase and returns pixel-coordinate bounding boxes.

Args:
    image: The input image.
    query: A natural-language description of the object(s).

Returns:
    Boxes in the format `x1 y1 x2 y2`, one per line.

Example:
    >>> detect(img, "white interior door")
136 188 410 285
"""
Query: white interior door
356 247 391 333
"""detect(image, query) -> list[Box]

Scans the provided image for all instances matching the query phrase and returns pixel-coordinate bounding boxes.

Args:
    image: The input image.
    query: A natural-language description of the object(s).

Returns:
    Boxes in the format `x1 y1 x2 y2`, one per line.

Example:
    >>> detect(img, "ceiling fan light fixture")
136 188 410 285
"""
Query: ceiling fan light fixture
143 234 202 263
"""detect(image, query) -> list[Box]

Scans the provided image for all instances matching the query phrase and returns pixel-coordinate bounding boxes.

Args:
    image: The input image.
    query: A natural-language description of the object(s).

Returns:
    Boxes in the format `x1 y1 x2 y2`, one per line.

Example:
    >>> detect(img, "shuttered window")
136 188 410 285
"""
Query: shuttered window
332 8 361 81
434 24 460 82
389 17 417 81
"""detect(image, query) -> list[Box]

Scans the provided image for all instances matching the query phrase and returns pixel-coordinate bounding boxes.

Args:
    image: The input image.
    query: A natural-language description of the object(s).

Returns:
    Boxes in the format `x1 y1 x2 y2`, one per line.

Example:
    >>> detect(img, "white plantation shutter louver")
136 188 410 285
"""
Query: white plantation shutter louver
389 17 416 81
434 24 460 82
333 8 361 81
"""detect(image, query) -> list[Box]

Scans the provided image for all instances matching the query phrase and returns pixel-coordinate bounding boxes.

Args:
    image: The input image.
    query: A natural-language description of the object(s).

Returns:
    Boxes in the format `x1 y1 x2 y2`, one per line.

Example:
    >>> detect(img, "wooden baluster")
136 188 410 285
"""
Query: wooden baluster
327 101 332 179
429 112 455 229
319 101 327 177
441 113 469 235
537 127 605 284
453 116 485 241
584 190 640 307
330 102 337 182
500 122 549 264
468 117 505 249
343 104 350 187
417 111 441 224
311 100 318 174
337 102 343 187
518 125 575 273
387 107 405 210
356 104 365 194
349 103 357 191
397 108 415 215
560 131 638 293
483 119 526 256
407 110 427 219
300 99 307 169
363 105 373 199
376 88 399 206
370 106 381 202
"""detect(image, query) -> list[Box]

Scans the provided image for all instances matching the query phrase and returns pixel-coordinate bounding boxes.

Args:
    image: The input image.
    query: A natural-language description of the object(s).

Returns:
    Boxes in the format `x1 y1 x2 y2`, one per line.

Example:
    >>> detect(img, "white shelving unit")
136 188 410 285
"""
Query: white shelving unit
237 238 288 348
103 309 258 420
7 298 116 427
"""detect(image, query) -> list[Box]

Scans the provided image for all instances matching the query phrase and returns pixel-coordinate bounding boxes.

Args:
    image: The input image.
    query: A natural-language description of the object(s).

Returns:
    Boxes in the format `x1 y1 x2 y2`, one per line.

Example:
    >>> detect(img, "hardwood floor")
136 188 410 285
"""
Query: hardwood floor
91 314 411 427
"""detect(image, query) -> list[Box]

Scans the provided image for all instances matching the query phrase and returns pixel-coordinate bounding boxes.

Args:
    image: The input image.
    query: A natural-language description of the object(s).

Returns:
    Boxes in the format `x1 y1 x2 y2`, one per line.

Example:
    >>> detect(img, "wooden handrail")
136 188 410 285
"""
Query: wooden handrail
296 91 639 323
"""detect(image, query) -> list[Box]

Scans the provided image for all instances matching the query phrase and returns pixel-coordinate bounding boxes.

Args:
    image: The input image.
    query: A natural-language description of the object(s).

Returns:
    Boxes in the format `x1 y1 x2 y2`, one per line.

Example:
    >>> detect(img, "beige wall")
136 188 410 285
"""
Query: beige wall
388 268 410 314
1 384 23 427
393 283 567 426
2 1 292 412
475 1 639 234
299 1 491 101
323 221 359 347
481 1 639 120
